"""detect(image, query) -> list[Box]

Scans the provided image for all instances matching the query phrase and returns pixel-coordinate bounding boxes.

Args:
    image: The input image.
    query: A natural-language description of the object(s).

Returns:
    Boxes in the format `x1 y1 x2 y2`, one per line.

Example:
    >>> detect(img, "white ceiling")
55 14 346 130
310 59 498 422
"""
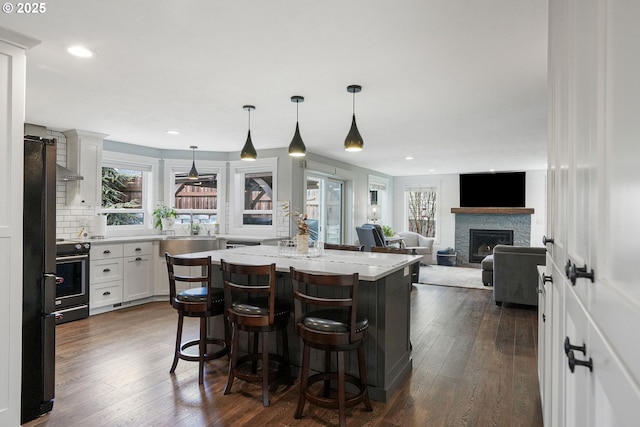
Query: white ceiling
3 0 548 177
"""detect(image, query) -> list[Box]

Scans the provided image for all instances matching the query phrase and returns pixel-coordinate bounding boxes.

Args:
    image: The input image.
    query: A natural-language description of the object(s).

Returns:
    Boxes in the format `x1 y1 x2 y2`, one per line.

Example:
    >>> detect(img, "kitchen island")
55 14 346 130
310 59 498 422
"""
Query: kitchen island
184 244 421 402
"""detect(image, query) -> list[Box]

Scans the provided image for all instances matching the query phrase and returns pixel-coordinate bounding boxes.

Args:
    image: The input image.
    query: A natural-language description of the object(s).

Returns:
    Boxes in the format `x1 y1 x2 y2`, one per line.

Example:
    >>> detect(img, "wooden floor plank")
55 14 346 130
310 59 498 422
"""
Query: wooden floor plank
23 285 542 427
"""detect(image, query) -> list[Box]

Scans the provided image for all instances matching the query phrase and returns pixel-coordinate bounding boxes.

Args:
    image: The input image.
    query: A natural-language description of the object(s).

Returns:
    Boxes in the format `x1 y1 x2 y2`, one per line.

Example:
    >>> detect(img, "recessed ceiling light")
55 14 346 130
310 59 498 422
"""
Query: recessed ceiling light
429 169 435 172
489 169 496 172
405 156 414 160
67 45 95 58
166 130 180 135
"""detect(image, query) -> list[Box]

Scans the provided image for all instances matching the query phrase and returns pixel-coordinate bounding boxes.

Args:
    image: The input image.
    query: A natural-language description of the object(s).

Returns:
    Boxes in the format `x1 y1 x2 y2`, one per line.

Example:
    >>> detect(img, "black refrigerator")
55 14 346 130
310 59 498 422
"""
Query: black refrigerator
22 136 57 424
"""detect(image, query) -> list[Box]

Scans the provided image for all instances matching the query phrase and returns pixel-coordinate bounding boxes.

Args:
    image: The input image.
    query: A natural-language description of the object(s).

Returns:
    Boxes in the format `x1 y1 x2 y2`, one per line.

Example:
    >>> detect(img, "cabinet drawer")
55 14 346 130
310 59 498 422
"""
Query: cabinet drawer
91 259 123 283
123 241 153 257
90 281 123 308
92 244 124 260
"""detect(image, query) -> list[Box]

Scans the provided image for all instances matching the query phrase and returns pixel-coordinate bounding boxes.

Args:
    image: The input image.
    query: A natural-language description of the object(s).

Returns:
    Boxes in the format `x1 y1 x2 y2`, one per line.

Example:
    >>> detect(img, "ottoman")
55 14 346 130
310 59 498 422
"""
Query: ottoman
481 255 493 286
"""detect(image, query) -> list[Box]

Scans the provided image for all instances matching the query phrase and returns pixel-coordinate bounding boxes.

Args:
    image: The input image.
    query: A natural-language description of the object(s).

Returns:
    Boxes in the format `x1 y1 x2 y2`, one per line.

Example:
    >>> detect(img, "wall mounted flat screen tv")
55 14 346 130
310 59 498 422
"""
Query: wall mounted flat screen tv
459 172 526 207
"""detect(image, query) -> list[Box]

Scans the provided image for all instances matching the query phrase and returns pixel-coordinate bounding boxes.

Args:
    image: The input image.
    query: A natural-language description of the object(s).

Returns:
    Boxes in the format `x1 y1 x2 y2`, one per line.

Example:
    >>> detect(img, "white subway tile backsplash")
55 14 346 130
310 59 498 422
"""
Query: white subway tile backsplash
54 133 94 239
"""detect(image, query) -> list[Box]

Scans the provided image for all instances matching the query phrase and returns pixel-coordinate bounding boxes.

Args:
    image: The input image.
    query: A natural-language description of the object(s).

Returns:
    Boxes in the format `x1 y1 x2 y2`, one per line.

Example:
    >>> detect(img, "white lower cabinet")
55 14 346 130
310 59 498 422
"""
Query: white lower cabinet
90 241 153 314
123 242 153 301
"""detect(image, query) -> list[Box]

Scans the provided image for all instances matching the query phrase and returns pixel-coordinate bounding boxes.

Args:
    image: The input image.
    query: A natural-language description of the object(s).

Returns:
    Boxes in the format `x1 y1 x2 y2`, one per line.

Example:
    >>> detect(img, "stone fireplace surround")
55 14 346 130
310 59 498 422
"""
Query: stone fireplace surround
452 208 533 265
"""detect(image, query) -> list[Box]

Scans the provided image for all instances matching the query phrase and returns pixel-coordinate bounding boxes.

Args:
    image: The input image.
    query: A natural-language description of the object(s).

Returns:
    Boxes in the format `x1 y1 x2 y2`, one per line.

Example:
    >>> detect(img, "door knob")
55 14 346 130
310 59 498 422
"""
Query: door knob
542 274 553 284
542 235 554 245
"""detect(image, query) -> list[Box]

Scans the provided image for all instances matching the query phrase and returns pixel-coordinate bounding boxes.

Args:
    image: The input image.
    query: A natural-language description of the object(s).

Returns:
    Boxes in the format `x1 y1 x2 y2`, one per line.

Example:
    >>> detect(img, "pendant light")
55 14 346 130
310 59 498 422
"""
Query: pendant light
188 145 199 179
288 95 306 157
241 105 257 161
344 84 364 152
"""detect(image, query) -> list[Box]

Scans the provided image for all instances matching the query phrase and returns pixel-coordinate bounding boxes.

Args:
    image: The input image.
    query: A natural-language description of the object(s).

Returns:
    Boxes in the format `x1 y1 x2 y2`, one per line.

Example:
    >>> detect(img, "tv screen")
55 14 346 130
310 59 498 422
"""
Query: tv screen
459 172 526 207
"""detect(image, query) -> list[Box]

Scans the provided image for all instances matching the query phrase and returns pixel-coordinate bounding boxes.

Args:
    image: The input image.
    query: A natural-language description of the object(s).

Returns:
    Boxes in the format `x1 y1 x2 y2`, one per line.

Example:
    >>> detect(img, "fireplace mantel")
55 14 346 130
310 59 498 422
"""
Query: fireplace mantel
451 207 534 215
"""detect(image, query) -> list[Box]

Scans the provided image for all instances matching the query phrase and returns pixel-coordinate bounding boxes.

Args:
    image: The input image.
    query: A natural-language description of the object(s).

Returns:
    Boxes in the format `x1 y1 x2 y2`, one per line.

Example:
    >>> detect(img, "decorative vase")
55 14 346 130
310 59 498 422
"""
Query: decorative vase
161 217 175 230
296 233 309 255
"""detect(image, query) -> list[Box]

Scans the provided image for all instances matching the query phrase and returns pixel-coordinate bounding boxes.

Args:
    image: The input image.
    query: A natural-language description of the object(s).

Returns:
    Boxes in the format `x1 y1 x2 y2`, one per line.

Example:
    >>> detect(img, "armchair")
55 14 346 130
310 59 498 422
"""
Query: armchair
362 223 386 247
396 231 435 264
355 227 378 252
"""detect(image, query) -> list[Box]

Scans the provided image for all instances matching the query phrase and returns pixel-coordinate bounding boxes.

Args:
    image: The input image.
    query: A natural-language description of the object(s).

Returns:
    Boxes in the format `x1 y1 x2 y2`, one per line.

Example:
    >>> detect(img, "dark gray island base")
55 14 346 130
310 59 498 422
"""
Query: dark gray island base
185 245 419 402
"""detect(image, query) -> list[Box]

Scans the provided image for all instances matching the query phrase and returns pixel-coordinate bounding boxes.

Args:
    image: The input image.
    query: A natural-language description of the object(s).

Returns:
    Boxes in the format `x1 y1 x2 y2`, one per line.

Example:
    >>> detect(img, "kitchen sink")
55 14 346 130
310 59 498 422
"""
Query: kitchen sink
159 236 223 256
164 235 216 240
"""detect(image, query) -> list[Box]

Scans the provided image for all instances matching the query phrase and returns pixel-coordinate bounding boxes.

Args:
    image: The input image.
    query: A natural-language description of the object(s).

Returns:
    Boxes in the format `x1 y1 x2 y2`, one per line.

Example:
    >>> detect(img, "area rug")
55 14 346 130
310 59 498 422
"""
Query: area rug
418 264 490 290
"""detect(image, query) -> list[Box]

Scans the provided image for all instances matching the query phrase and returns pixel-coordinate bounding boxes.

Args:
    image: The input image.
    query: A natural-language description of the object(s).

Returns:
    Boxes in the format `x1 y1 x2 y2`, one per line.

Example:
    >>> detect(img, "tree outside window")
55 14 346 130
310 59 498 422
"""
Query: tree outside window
407 188 436 237
102 167 144 225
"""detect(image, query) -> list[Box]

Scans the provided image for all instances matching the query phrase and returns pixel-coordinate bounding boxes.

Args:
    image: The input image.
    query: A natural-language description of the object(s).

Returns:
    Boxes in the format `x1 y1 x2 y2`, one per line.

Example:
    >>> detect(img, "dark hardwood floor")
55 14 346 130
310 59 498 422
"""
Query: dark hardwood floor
23 285 542 427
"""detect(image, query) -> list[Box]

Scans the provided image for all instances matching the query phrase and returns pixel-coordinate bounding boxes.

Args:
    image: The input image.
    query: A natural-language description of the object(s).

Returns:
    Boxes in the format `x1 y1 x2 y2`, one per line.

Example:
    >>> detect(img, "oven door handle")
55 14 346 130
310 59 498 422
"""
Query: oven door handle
56 254 89 262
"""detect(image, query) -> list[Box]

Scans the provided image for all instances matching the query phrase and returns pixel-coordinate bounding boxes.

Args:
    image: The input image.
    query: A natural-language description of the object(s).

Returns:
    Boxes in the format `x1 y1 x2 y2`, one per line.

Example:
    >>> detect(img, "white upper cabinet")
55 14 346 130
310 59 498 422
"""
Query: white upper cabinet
63 129 108 206
545 0 640 426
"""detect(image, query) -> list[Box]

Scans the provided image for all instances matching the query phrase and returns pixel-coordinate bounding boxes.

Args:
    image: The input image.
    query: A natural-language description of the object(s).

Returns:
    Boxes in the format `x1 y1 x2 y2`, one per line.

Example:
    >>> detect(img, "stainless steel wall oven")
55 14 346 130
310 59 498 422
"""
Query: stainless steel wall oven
55 241 90 323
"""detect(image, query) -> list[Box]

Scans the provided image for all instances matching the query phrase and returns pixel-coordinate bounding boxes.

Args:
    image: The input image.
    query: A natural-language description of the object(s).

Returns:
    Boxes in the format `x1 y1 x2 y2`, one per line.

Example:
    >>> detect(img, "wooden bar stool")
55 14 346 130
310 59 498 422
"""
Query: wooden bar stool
290 267 372 427
221 260 291 407
323 243 364 251
165 253 229 385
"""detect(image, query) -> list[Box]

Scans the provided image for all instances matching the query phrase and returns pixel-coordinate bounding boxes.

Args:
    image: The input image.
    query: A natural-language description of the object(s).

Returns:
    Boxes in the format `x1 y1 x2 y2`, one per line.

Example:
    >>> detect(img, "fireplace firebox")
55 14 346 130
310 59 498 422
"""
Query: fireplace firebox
469 229 514 263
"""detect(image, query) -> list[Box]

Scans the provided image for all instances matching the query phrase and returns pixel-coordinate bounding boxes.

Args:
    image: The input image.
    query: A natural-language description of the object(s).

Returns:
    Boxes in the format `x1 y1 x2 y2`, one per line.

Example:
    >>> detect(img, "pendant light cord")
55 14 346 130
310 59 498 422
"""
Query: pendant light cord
352 91 356 114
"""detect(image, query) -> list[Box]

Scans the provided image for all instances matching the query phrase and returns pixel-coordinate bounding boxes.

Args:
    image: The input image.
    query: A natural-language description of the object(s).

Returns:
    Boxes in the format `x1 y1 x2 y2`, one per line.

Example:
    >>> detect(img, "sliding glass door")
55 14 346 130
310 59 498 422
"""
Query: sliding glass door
306 175 344 244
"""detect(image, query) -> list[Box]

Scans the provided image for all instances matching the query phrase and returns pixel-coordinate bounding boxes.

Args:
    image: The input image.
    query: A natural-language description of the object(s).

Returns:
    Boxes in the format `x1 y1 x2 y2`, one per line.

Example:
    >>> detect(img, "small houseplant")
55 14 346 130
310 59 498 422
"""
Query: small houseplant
152 205 178 230
382 225 394 238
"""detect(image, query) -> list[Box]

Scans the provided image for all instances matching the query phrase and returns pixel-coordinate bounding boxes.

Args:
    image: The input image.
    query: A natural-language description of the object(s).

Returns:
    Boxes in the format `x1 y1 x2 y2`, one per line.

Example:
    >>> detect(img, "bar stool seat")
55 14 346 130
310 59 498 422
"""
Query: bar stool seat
290 267 373 427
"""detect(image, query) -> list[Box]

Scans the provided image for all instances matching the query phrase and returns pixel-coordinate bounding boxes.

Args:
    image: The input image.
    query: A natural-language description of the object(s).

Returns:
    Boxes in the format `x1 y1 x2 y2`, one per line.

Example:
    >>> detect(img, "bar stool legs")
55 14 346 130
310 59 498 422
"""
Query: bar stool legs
295 342 372 427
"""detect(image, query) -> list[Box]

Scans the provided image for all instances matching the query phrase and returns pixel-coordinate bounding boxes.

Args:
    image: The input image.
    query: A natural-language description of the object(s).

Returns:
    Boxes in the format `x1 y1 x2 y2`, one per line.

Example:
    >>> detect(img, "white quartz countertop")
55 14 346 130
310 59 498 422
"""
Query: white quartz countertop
182 245 422 282
85 234 282 245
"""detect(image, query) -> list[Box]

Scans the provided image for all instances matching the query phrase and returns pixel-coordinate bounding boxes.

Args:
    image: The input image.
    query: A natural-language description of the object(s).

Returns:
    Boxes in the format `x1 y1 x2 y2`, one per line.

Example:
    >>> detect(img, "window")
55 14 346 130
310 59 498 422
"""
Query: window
229 158 277 234
173 172 219 228
163 160 224 234
242 171 273 225
406 187 437 238
101 156 154 228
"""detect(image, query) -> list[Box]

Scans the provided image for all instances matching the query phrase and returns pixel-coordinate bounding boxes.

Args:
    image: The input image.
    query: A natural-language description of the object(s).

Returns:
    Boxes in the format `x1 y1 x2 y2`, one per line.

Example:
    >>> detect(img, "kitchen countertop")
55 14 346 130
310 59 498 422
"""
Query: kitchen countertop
82 234 284 245
183 244 422 282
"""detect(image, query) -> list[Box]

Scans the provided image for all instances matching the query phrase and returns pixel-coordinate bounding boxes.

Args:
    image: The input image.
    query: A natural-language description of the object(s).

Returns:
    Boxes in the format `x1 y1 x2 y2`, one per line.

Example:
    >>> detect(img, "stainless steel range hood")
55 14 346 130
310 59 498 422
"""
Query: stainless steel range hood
56 164 84 181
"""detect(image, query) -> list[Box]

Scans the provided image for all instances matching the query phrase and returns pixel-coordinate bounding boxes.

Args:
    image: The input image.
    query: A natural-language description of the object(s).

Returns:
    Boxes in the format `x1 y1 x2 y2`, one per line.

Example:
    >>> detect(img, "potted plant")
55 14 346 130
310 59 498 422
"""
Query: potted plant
152 205 178 230
382 225 394 238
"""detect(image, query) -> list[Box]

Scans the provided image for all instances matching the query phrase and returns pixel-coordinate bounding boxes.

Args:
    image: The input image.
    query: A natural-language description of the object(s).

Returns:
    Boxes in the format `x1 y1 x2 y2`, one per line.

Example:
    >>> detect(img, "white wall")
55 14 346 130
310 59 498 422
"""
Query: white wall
393 170 547 254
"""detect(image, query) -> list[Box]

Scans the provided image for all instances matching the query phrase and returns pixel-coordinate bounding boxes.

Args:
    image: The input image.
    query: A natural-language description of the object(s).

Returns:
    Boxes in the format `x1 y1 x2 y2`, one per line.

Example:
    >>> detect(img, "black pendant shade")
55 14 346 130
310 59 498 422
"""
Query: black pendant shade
241 105 257 161
188 145 199 179
289 95 306 157
344 114 364 152
344 84 364 152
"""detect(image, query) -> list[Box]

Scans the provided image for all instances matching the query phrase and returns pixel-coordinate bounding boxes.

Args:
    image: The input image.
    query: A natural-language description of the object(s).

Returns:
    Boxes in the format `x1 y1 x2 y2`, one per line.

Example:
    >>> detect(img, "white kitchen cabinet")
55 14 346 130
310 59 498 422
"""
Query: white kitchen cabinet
90 241 153 314
90 243 124 312
63 129 108 206
537 266 554 426
543 1 640 425
123 242 153 301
